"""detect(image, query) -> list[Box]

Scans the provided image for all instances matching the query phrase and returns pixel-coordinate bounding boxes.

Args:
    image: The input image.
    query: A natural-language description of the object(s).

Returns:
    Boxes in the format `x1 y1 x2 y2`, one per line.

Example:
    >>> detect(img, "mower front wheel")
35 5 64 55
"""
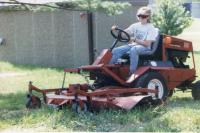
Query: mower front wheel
135 72 168 101
192 81 200 100
26 94 41 109
72 101 88 113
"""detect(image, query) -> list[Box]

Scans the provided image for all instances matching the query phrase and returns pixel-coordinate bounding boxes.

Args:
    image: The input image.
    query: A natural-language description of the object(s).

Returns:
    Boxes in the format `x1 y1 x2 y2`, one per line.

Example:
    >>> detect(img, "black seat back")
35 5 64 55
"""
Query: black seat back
141 28 160 55
140 34 163 61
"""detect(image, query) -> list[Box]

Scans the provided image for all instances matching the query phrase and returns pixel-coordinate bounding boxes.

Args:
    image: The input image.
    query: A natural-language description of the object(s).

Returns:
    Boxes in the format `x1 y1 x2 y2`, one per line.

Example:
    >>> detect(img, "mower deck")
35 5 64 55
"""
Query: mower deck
46 93 152 110
27 82 158 111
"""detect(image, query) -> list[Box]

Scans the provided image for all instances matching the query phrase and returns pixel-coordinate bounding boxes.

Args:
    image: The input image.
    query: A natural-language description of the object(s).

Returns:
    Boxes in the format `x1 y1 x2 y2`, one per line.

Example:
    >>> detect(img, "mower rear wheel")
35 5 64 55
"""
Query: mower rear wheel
192 80 200 100
135 72 168 101
168 90 174 97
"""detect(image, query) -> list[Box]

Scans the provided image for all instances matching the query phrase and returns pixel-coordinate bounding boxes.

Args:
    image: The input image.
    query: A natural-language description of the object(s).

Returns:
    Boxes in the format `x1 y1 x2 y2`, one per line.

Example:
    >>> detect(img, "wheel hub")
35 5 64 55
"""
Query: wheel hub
147 79 164 99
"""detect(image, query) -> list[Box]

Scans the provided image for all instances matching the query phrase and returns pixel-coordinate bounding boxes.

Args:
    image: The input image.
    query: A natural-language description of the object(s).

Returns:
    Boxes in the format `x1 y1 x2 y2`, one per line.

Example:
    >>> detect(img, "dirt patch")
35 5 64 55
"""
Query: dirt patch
0 73 27 78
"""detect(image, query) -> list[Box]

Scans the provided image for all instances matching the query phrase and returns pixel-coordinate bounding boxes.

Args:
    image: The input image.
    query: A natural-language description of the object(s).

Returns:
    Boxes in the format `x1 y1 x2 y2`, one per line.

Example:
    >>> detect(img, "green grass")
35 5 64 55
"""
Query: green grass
1 17 200 131
0 52 200 132
0 62 86 94
1 17 200 130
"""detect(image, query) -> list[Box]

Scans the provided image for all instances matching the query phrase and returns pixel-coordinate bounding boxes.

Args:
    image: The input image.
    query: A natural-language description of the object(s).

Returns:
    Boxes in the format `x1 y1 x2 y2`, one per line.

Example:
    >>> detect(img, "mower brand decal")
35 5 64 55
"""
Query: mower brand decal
169 44 181 48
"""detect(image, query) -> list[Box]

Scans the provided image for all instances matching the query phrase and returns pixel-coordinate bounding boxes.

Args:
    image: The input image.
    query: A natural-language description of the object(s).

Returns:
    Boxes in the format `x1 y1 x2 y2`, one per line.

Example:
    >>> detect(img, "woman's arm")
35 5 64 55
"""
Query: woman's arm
135 27 159 47
135 39 153 47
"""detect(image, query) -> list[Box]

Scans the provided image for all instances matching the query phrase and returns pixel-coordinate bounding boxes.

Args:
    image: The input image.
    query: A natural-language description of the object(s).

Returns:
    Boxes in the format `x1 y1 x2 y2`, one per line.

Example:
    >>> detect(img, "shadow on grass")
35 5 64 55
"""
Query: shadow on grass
0 91 198 132
0 91 170 131
168 96 200 109
0 92 27 110
0 92 60 130
0 92 28 130
168 96 200 108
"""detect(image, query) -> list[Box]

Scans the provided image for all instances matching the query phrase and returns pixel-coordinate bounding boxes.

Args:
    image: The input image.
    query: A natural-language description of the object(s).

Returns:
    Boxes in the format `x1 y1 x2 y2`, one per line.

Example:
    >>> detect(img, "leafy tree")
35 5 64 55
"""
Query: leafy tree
3 0 131 16
151 0 193 35
56 0 131 15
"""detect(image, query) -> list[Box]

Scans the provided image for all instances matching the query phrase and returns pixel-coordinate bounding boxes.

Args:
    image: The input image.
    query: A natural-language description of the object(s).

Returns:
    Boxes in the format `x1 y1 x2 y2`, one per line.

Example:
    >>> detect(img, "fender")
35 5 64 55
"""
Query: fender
126 66 176 85
126 66 151 84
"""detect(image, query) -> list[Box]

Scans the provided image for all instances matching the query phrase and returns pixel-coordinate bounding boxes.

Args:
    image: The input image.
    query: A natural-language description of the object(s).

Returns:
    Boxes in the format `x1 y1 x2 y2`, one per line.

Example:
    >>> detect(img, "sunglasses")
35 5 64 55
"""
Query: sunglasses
137 14 149 19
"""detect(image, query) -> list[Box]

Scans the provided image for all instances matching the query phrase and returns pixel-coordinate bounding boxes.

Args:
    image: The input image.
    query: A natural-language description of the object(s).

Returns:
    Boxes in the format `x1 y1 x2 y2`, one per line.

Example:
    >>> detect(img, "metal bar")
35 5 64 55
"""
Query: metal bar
62 72 67 89
80 64 103 70
102 67 126 85
29 84 66 93
64 68 79 73
73 87 158 97
192 50 196 70
87 12 94 64
162 36 167 61
87 88 158 96
110 39 119 51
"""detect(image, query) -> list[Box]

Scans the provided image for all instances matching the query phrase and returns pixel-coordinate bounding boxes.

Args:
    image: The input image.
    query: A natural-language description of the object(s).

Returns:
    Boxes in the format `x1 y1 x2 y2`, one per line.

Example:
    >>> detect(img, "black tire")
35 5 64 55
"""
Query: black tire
93 75 119 89
26 94 41 109
192 80 200 100
168 90 174 97
135 71 169 101
72 101 88 113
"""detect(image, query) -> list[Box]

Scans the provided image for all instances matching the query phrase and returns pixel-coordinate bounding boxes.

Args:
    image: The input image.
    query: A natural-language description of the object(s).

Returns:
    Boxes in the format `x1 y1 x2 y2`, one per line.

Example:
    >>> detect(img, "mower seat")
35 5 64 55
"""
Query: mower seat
118 28 161 64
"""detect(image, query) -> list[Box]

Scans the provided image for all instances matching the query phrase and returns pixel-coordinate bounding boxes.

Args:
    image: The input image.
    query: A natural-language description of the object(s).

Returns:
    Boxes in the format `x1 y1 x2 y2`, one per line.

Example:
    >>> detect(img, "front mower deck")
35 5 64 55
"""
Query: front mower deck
27 82 159 111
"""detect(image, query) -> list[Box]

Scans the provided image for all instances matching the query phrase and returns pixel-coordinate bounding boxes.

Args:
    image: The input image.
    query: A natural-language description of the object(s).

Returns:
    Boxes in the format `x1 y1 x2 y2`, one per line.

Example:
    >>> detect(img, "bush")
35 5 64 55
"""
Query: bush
151 0 193 36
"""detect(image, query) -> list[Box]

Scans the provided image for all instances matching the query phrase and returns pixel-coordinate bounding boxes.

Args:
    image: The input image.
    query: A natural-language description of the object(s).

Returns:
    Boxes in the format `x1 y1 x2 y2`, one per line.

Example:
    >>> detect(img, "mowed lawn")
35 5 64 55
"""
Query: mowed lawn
0 19 200 132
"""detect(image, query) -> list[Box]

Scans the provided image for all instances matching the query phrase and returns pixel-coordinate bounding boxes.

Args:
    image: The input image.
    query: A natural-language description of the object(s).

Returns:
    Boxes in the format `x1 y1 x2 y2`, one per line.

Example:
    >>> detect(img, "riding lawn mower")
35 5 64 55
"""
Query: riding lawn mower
26 28 200 113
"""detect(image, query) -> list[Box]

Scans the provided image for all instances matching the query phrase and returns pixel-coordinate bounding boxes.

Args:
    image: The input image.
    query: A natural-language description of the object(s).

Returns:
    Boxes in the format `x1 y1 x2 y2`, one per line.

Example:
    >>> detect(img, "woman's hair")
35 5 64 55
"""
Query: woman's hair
137 6 151 23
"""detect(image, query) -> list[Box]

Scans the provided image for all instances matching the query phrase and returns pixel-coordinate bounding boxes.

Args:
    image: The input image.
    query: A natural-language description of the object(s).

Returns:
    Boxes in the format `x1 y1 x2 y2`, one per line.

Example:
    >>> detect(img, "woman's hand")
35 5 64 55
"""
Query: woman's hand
129 37 136 43
111 25 118 31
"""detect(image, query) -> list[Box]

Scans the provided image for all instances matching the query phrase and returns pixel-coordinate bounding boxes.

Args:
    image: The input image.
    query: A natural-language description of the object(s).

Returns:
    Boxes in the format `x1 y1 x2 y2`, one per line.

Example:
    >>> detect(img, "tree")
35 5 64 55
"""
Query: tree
2 0 131 15
56 0 131 15
3 0 131 23
151 0 193 36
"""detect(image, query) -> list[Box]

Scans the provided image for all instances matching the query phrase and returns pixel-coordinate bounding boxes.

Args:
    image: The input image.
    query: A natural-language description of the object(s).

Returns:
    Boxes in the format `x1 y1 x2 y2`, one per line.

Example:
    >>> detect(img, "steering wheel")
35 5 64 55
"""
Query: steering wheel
110 28 130 42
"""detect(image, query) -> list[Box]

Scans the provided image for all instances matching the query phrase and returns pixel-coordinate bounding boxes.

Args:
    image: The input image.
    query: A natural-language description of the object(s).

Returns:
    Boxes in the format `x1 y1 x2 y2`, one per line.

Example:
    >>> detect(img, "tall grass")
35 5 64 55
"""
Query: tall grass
0 53 200 131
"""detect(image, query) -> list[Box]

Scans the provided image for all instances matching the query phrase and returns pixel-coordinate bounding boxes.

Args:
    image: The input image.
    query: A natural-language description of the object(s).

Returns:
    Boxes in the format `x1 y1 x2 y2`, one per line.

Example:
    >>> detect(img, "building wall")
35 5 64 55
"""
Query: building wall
0 4 146 68
0 11 89 67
